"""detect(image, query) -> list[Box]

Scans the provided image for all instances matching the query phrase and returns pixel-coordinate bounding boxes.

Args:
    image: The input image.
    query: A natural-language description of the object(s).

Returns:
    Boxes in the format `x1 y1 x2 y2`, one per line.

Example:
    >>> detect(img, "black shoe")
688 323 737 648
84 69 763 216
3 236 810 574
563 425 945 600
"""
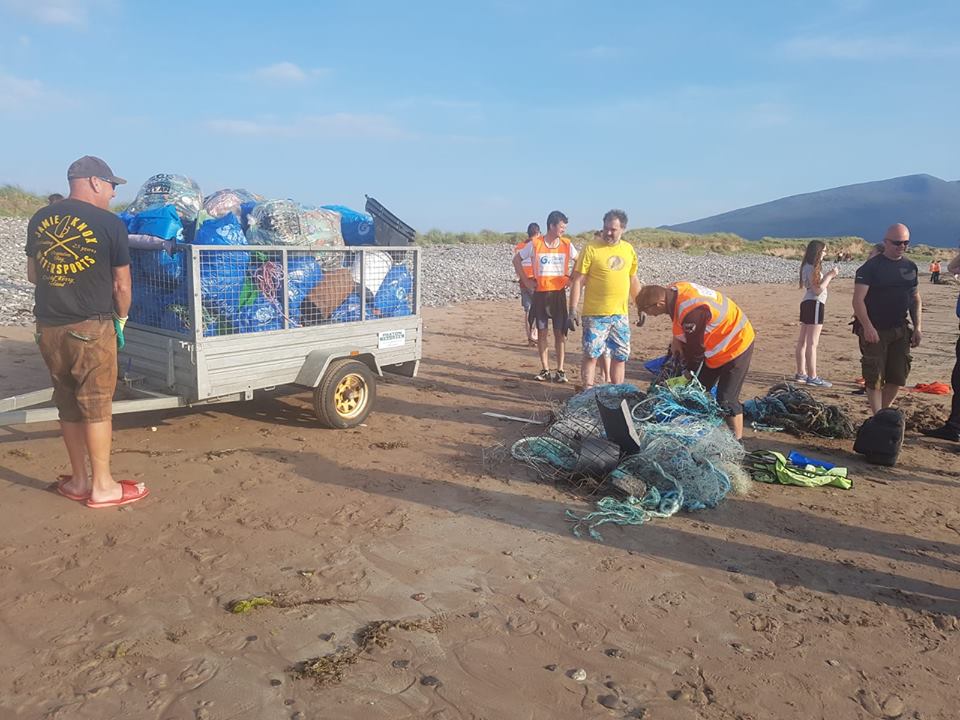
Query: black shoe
921 425 960 441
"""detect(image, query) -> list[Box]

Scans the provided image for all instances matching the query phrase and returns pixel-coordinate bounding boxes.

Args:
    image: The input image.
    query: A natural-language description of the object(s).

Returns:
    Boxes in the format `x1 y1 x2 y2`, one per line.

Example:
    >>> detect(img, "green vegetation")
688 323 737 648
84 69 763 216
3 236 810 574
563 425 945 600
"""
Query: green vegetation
413 226 943 260
0 184 129 216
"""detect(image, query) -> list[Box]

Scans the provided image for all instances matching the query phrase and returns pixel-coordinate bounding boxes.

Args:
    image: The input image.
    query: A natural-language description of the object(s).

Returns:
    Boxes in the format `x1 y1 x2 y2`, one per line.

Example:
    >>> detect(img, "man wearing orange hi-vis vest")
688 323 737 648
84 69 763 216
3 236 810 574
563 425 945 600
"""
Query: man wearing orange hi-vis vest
514 222 541 346
635 282 755 439
513 210 579 382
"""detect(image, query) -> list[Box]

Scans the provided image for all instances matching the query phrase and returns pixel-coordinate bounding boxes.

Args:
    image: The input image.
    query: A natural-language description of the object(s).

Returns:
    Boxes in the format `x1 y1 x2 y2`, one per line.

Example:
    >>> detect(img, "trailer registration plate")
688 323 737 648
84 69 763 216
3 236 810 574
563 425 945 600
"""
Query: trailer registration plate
377 329 406 349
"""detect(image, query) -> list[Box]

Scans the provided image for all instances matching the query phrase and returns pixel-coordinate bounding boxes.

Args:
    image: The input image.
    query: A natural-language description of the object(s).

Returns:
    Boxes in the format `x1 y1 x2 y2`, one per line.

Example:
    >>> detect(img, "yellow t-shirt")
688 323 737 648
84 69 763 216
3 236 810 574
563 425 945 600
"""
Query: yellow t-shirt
575 240 639 316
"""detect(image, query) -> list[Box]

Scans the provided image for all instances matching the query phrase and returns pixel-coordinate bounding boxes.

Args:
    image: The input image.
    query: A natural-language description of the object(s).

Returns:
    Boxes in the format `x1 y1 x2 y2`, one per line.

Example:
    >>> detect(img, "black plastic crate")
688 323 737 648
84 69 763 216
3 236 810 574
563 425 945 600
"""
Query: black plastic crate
365 195 416 246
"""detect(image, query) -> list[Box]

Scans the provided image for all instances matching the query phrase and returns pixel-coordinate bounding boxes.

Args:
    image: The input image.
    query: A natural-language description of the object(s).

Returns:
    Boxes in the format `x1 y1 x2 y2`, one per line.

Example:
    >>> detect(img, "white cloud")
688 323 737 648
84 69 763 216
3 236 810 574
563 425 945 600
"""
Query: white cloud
780 35 960 60
0 0 105 25
252 62 331 84
205 113 408 140
0 70 46 111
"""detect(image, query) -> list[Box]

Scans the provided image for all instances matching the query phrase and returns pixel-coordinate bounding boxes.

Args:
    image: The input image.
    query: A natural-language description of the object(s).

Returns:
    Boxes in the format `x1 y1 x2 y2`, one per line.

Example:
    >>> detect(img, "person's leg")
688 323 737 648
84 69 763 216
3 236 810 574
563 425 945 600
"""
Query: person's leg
579 316 605 389
795 324 809 377
714 344 753 440
806 324 824 379
59 421 91 495
880 384 901 409
859 333 884 415
537 332 550 372
606 315 631 385
948 337 960 430
86 419 121 503
554 327 566 373
880 328 911 410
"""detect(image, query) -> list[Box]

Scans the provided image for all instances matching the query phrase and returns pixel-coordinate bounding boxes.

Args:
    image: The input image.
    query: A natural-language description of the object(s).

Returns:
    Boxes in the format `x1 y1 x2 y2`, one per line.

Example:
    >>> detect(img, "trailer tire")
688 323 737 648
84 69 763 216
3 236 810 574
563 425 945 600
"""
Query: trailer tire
313 359 376 429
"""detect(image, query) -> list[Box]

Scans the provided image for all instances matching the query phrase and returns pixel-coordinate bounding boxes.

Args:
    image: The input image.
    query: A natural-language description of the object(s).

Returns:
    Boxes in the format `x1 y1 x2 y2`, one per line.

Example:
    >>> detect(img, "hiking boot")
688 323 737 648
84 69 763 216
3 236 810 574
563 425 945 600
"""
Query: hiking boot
553 369 568 383
806 376 833 387
793 373 808 383
534 369 551 382
921 425 960 442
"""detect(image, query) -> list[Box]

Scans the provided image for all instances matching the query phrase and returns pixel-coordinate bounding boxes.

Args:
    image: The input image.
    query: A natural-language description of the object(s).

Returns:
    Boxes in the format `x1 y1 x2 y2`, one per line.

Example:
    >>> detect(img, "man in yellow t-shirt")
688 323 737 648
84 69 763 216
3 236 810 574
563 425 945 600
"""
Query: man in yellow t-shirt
567 209 641 388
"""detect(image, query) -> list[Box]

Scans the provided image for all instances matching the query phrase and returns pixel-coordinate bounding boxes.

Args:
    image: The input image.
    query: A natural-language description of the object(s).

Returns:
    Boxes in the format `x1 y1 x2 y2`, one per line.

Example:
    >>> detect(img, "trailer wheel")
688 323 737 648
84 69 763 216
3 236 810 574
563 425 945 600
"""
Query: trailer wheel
313 359 376 429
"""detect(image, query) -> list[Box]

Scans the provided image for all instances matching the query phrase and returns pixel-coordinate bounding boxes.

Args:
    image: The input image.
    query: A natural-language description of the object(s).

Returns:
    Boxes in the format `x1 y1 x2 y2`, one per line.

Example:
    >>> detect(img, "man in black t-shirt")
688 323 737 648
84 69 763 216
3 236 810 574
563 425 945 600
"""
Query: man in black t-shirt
25 155 149 509
852 223 922 415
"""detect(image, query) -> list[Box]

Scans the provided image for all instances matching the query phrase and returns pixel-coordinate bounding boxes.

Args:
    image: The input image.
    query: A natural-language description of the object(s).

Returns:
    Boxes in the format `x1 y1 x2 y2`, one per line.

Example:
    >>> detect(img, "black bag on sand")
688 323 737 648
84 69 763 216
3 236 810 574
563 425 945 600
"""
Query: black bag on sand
853 408 905 466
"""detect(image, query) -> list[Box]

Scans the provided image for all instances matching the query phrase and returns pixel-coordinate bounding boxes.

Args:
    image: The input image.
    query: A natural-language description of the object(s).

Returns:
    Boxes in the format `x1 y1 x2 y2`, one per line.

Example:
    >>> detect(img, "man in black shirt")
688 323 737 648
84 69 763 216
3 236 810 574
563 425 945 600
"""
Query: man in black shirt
852 223 922 415
25 156 149 509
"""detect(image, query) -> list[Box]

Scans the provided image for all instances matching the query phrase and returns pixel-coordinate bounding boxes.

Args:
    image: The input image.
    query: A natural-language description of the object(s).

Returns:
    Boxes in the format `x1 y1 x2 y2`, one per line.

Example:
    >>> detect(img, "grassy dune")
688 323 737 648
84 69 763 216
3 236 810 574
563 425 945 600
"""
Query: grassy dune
2 185 941 261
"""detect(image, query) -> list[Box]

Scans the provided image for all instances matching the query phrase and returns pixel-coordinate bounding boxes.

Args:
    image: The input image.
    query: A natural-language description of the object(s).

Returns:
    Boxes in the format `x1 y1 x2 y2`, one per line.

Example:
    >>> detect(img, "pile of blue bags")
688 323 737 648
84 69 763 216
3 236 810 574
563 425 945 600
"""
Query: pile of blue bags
124 185 412 337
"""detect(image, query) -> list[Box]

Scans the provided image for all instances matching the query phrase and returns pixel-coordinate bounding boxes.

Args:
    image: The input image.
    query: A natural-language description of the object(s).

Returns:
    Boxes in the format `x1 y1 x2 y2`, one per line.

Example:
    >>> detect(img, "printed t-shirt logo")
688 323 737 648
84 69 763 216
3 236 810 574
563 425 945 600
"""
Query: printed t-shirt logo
607 256 625 271
33 213 99 288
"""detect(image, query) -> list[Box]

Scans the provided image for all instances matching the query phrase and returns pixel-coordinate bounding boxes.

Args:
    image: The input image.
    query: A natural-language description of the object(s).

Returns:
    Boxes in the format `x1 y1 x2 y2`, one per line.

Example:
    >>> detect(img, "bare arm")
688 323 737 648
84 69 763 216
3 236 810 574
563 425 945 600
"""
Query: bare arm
852 283 879 343
568 271 584 313
629 273 642 302
910 289 922 347
513 253 535 291
113 264 132 317
26 257 37 285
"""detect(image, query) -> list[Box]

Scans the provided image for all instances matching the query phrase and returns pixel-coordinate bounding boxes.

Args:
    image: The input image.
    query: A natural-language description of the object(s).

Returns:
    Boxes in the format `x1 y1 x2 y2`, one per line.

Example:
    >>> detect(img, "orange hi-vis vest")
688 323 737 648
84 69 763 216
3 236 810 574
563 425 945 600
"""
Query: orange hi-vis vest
671 281 755 368
515 238 537 279
531 236 573 292
930 261 941 273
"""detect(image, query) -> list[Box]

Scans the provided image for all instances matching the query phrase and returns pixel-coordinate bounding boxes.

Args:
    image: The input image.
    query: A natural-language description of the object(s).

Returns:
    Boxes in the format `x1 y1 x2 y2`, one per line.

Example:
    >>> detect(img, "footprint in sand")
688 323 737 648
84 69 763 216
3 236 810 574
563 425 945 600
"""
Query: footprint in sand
176 658 218 690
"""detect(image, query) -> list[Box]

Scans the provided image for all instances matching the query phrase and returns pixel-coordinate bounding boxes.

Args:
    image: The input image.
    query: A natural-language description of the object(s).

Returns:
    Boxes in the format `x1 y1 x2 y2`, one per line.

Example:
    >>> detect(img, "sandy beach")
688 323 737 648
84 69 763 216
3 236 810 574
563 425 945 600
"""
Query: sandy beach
1 277 958 720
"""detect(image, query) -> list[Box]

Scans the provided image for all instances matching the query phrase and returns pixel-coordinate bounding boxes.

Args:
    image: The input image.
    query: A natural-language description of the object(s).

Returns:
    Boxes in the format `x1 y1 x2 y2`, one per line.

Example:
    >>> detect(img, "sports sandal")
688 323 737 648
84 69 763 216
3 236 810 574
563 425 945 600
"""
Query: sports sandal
534 369 551 381
85 481 150 509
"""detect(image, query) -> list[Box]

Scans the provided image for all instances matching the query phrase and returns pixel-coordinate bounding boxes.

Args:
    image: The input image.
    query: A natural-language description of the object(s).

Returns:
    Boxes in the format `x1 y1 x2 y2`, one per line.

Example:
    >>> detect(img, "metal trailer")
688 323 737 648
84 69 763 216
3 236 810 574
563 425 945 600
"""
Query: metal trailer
0 244 421 428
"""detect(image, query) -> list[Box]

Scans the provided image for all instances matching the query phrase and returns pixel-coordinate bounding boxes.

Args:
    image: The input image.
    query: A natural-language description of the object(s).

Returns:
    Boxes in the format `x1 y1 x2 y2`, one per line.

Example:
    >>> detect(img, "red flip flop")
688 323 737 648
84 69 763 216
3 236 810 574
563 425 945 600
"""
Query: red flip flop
85 481 150 509
55 475 91 502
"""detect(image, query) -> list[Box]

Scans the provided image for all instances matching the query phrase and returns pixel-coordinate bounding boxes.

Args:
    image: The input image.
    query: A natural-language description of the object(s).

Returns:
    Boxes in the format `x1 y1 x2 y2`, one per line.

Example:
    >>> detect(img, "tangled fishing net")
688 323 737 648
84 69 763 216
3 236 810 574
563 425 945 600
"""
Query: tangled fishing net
129 173 204 223
512 380 749 539
744 382 855 438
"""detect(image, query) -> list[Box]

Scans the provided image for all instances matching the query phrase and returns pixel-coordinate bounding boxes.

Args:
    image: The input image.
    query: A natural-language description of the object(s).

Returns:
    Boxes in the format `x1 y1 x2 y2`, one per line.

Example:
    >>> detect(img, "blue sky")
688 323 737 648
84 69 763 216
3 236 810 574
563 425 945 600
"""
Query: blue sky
1 0 957 233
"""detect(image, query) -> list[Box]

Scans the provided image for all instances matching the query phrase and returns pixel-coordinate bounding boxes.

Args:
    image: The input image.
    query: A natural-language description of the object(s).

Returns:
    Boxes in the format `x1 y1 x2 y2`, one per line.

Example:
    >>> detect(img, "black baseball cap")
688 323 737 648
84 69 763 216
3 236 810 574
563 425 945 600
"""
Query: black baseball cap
66 155 126 185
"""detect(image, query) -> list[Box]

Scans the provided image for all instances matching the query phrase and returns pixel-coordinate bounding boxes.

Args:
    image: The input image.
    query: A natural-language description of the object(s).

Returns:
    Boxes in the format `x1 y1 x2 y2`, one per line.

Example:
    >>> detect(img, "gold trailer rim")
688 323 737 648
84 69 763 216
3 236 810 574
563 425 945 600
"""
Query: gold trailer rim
334 373 368 419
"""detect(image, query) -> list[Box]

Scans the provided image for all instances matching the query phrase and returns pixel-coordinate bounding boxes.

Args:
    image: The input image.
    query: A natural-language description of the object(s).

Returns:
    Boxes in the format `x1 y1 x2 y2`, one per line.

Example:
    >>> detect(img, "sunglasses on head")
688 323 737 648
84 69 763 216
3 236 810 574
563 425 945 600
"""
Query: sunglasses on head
886 239 909 247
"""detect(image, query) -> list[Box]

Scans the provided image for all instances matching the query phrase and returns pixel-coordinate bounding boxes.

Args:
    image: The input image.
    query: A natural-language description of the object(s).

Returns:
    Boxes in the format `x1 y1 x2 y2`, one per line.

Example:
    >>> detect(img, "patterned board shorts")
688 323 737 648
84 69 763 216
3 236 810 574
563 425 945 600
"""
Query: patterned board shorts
582 314 631 362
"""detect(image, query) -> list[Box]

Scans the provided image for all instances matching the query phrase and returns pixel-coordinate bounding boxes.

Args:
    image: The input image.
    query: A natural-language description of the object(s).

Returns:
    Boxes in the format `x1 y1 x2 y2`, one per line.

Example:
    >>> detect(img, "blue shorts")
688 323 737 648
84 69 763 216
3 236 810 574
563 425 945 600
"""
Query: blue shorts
520 285 534 312
582 315 630 362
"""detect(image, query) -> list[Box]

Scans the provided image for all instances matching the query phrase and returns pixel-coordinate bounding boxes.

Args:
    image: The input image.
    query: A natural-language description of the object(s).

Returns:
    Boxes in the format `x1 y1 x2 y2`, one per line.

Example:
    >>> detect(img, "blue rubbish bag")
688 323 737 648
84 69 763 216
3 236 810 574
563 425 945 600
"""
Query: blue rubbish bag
286 255 325 326
372 265 413 317
128 205 184 241
321 204 375 246
195 214 250 329
237 296 283 334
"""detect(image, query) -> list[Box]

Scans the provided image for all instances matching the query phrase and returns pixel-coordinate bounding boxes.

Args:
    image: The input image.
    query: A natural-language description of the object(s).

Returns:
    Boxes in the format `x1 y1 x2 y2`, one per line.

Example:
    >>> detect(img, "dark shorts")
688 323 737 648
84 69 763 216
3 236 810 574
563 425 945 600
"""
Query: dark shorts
799 300 825 325
520 285 534 313
859 325 912 389
529 290 568 333
697 342 754 416
37 318 117 423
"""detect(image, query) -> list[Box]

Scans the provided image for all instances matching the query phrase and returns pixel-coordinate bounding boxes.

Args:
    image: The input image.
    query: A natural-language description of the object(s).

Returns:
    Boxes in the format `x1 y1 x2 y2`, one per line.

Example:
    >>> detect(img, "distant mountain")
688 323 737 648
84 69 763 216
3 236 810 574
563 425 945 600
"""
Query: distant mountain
665 174 960 247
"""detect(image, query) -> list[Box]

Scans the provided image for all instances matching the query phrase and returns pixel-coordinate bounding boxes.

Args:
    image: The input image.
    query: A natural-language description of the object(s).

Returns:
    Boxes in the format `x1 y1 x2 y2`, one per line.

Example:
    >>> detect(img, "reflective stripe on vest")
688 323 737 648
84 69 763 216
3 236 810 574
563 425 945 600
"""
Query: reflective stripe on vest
532 236 572 292
671 281 754 367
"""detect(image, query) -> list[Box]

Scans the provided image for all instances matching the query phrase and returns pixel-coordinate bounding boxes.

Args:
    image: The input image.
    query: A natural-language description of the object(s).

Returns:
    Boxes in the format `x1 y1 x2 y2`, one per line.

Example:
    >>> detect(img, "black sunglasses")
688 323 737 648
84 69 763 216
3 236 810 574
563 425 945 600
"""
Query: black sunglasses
97 177 118 190
886 239 910 247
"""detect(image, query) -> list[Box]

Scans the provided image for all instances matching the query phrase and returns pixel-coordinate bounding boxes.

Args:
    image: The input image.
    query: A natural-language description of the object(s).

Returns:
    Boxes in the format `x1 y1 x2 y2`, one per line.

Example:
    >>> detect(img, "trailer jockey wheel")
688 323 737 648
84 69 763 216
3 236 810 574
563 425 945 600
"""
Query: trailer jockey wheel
314 359 376 429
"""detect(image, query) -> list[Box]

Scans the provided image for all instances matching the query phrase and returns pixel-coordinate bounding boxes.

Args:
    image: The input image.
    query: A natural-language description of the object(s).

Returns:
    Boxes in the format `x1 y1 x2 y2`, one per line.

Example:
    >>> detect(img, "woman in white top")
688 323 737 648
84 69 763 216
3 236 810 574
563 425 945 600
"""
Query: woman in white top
795 240 839 387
